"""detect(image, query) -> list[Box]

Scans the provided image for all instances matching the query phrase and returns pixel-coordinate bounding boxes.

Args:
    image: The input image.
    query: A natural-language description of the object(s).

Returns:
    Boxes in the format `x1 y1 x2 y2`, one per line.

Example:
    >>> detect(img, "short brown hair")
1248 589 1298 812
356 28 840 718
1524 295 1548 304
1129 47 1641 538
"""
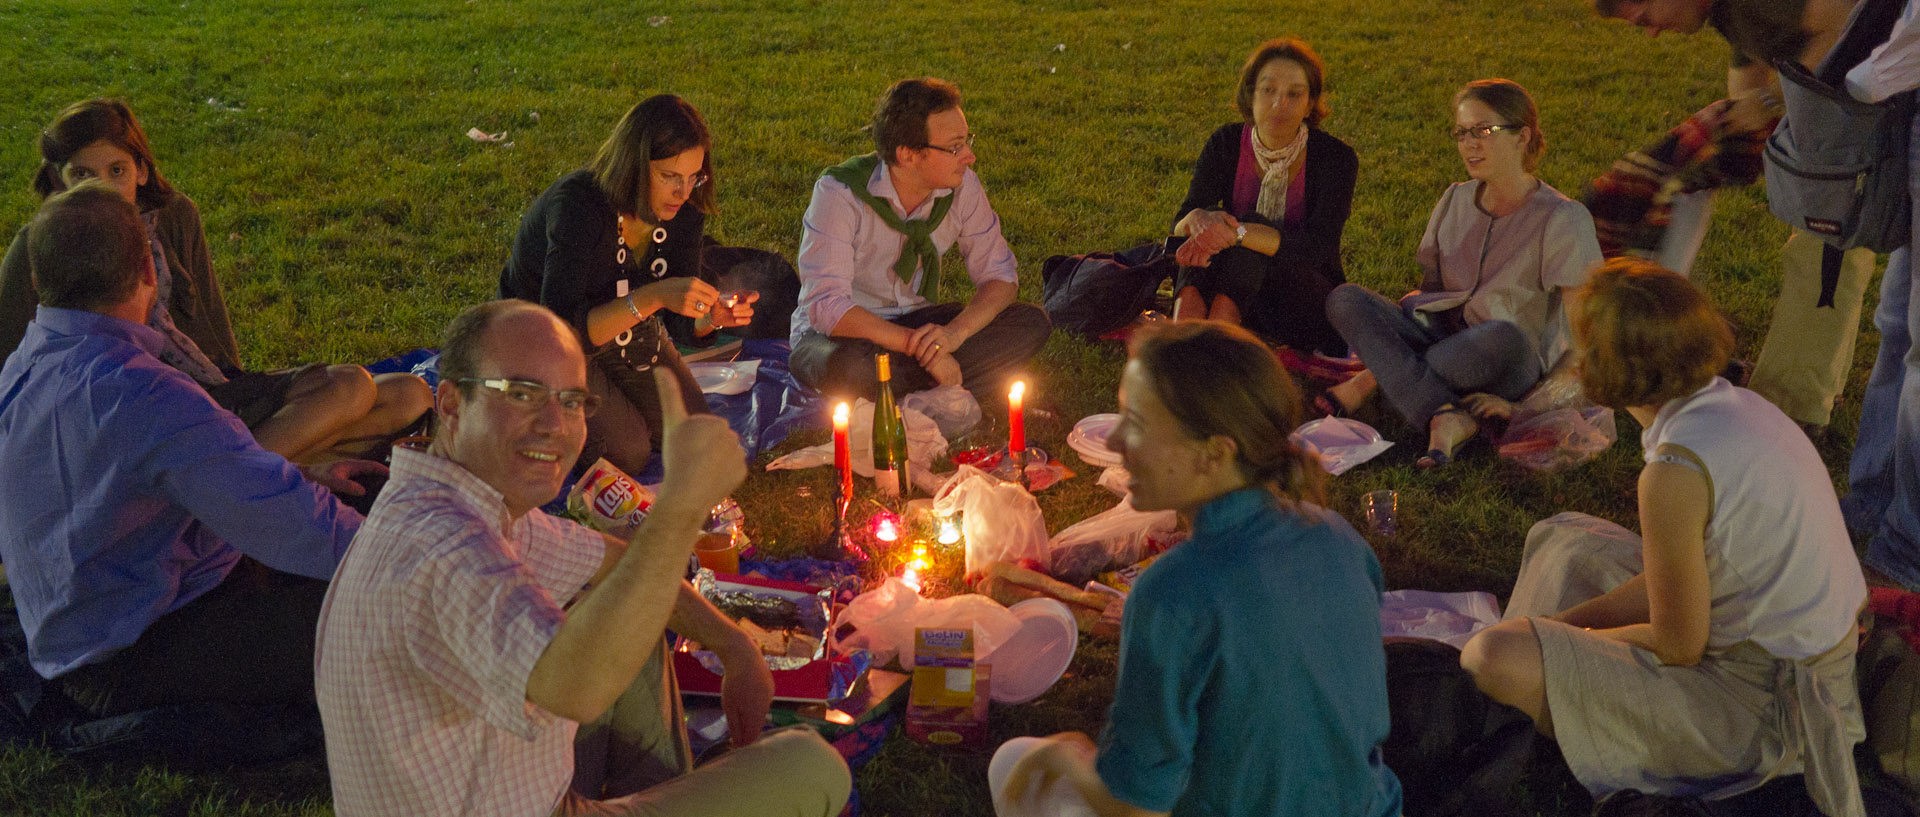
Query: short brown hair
1128 320 1324 508
871 78 962 166
1573 257 1732 410
28 180 150 311
1235 38 1331 127
32 98 175 211
588 94 717 226
1455 78 1546 172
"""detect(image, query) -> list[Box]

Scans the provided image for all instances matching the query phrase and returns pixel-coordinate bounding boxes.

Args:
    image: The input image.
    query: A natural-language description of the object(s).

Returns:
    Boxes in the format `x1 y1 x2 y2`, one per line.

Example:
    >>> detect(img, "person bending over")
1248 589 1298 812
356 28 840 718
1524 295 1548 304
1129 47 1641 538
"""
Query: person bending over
1460 259 1868 817
1169 36 1357 355
316 300 849 817
789 77 1050 402
0 180 378 739
1322 79 1601 467
0 98 431 463
989 320 1401 817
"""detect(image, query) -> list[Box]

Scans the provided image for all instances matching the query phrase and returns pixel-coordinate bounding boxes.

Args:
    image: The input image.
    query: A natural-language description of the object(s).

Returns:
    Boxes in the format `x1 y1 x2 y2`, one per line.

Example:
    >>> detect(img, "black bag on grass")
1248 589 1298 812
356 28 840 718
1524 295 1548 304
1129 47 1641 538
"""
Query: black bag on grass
1040 242 1174 336
1382 639 1551 817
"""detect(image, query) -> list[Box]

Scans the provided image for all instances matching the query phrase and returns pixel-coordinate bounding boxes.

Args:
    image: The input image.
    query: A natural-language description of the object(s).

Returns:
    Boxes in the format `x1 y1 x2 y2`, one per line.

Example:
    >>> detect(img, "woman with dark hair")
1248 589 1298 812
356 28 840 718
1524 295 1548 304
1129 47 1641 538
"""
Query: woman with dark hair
1170 37 1357 355
1460 259 1867 817
987 321 1401 817
0 98 432 463
501 94 791 476
1322 78 1601 467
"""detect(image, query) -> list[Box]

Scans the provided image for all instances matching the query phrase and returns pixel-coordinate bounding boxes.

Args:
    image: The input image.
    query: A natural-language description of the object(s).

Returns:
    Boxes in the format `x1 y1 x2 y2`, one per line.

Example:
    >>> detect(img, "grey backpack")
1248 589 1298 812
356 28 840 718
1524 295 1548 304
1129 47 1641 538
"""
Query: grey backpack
1764 0 1913 252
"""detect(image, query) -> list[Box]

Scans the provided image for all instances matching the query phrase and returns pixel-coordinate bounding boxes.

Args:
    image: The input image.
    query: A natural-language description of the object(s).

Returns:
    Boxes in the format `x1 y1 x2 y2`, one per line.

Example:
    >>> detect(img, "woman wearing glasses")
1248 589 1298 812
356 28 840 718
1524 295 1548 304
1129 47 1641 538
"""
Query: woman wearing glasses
1170 37 1357 356
502 94 756 477
1321 79 1600 467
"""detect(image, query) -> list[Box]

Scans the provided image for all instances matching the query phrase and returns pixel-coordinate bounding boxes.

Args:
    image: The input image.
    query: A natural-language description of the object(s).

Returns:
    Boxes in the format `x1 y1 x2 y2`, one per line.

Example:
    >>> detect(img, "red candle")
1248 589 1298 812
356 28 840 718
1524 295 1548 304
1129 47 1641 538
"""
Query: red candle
1008 381 1026 455
833 402 852 496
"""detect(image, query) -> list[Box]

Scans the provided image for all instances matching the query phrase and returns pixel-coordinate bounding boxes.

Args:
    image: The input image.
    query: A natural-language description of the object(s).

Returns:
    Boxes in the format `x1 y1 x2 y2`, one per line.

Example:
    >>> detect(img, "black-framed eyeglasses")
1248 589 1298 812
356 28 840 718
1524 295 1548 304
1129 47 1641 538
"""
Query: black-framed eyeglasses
656 170 710 192
457 378 602 417
920 133 976 157
1450 124 1522 142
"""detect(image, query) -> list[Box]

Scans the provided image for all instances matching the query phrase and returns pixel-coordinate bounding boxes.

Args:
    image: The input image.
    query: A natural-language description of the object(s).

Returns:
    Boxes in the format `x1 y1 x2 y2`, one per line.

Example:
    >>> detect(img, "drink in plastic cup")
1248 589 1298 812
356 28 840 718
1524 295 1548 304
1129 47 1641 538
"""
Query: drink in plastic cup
696 530 739 574
1363 490 1398 536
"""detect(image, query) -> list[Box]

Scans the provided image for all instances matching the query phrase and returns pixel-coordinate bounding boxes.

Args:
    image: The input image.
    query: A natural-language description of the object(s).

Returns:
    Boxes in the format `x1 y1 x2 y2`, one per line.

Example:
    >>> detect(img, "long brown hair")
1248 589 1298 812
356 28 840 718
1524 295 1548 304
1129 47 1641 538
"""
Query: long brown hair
32 99 175 211
588 94 717 225
1128 320 1324 508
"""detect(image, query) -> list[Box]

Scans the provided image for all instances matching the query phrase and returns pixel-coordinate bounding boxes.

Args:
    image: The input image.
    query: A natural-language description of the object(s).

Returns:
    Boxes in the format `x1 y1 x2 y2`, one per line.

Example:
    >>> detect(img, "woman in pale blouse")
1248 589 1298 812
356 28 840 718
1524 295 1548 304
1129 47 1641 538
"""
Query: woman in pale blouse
1321 79 1600 467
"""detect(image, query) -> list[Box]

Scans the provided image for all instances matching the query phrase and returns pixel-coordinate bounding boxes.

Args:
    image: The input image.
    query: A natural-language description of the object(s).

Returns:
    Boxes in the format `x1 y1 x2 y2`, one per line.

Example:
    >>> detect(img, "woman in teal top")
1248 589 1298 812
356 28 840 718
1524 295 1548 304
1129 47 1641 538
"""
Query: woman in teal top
989 320 1401 817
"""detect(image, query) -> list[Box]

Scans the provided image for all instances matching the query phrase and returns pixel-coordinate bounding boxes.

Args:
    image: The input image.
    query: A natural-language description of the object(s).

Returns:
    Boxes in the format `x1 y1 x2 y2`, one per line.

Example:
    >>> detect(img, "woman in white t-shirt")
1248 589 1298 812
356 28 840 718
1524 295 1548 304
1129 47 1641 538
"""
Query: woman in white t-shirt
1460 258 1868 817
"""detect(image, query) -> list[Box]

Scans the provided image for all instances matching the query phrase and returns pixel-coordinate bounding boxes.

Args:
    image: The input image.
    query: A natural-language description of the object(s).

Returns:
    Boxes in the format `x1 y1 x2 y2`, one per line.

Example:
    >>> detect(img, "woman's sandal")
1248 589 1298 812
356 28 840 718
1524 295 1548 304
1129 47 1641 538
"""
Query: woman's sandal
1416 406 1476 469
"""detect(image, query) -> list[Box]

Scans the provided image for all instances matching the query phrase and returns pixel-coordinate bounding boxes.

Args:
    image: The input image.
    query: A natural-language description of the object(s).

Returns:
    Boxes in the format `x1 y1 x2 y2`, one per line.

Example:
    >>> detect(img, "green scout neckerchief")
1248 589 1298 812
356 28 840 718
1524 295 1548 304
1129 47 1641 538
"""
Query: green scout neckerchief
821 153 953 300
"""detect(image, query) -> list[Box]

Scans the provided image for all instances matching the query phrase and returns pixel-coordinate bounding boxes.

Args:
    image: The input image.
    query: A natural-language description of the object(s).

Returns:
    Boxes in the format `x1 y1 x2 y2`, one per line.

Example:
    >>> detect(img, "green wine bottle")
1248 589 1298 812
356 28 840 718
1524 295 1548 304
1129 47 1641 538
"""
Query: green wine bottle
873 353 908 499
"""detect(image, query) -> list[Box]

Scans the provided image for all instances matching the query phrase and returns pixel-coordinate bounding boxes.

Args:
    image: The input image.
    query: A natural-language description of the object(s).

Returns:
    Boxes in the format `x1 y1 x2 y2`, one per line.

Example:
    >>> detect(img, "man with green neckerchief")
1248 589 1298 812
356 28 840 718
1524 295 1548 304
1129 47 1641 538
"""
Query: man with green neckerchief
789 77 1051 402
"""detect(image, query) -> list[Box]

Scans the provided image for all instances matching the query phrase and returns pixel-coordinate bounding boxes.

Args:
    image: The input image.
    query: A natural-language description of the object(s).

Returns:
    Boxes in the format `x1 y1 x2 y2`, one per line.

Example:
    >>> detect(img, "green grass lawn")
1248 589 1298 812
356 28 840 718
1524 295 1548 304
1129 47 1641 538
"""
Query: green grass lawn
0 0 1882 814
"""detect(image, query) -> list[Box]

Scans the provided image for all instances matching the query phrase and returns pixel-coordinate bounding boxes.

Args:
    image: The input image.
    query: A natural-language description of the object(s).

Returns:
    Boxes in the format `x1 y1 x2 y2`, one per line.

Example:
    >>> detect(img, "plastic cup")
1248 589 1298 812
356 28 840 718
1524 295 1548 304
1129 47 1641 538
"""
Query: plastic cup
1363 490 1399 536
695 531 739 574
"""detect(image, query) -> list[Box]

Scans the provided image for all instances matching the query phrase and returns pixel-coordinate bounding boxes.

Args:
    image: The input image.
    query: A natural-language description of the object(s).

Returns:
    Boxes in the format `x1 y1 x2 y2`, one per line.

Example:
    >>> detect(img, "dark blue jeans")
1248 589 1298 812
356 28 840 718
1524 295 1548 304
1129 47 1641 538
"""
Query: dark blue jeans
1325 284 1540 427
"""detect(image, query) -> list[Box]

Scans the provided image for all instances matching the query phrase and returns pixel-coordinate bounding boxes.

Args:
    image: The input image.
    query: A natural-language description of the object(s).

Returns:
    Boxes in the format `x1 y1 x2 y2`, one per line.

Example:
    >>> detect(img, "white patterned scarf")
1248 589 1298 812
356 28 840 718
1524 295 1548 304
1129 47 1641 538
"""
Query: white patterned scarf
141 211 227 386
1252 124 1309 222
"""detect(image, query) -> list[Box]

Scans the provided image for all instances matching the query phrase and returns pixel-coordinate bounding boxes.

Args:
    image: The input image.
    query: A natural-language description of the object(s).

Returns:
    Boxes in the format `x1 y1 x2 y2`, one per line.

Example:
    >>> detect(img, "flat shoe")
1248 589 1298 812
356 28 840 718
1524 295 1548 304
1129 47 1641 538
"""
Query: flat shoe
1416 448 1452 469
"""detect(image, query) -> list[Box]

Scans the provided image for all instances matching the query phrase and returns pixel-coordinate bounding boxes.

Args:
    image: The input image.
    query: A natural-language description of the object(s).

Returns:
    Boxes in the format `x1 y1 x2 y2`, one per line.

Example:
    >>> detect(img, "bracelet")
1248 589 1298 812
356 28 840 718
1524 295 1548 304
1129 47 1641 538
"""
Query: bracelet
624 292 641 320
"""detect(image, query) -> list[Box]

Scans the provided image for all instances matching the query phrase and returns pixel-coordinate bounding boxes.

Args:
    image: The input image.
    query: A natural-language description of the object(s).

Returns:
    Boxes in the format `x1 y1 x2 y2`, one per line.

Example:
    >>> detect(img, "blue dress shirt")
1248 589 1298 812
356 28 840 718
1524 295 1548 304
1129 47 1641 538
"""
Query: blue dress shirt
0 306 359 678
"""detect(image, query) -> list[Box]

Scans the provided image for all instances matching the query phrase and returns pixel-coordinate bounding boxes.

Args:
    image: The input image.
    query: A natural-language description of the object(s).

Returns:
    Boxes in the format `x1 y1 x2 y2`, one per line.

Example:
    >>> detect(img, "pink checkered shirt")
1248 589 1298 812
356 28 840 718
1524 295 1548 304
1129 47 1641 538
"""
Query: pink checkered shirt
316 449 606 817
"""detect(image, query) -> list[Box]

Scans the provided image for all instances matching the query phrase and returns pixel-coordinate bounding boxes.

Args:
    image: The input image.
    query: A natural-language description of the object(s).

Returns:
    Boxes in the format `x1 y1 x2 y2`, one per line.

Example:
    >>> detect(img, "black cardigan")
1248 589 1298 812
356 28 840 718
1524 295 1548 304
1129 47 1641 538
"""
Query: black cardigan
1174 123 1358 283
499 169 709 353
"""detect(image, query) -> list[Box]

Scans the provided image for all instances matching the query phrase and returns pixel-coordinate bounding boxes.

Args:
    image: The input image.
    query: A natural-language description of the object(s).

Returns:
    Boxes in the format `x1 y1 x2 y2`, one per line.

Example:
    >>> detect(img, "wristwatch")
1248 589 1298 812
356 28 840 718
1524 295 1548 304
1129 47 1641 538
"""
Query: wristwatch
1233 224 1248 245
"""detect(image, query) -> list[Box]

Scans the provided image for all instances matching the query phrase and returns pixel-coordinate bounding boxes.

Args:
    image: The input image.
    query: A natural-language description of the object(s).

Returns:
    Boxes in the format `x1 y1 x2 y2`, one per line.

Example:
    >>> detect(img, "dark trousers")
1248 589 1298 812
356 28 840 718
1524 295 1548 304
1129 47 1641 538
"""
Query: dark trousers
790 302 1052 403
55 557 330 718
587 350 708 479
1177 247 1347 356
1325 283 1539 427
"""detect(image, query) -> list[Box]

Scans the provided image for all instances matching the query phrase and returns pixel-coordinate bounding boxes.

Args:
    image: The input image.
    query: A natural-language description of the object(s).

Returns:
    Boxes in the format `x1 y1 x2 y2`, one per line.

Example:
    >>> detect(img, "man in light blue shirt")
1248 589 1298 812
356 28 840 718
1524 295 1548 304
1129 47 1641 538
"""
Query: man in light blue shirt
789 77 1050 401
0 181 375 721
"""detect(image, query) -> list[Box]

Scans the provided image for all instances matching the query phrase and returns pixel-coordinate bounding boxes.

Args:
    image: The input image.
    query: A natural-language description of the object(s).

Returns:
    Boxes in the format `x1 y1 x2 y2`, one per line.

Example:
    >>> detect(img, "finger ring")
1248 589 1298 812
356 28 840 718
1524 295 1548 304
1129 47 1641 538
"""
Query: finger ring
932 343 942 351
695 302 709 312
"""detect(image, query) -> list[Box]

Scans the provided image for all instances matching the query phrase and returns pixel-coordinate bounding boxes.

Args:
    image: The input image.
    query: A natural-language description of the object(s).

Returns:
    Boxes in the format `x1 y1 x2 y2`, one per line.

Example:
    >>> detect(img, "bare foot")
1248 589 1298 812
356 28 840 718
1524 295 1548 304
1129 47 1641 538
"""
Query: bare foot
1327 369 1377 413
1420 406 1479 467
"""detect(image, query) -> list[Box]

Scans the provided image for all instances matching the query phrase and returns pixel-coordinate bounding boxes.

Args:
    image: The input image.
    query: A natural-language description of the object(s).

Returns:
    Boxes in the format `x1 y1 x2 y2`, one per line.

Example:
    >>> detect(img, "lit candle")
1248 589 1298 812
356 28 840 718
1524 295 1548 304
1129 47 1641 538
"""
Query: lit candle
1008 381 1026 456
833 402 852 497
873 513 900 542
937 515 960 545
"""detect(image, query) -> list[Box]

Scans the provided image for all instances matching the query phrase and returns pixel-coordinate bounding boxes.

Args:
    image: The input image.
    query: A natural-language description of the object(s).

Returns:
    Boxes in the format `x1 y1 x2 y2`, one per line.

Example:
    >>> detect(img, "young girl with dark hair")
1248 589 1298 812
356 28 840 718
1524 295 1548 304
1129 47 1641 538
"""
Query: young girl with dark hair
0 98 431 463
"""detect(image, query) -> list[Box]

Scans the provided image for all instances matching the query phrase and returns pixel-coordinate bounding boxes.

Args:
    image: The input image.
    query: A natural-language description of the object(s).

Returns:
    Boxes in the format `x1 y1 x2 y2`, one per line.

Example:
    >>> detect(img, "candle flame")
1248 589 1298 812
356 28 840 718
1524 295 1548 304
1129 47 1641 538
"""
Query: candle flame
902 567 922 591
1009 381 1025 401
833 402 850 424
937 517 960 545
874 514 900 542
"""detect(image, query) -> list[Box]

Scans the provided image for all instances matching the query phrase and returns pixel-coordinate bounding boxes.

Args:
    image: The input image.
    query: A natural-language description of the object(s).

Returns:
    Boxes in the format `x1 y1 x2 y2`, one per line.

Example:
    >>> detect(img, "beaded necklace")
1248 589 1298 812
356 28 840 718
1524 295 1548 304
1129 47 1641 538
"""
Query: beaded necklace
612 213 672 370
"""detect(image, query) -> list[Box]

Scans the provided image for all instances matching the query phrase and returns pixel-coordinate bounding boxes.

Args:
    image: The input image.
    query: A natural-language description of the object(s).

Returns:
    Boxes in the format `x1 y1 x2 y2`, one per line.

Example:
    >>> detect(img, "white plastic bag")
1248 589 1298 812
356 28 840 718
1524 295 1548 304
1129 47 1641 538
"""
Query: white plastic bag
902 385 982 440
1045 498 1178 586
829 578 1022 668
765 398 947 475
932 465 1050 576
1378 589 1504 649
1496 405 1617 471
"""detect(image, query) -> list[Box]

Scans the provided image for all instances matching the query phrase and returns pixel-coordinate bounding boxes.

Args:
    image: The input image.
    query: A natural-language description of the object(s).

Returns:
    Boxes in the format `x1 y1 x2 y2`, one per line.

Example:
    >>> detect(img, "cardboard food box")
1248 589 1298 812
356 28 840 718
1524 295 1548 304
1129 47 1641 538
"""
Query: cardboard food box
905 627 992 746
674 573 855 703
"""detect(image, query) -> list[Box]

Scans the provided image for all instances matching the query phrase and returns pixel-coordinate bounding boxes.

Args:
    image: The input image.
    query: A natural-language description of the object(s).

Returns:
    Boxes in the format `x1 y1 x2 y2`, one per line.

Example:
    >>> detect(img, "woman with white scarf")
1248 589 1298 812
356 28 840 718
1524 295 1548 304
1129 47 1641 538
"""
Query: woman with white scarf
1170 37 1358 356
